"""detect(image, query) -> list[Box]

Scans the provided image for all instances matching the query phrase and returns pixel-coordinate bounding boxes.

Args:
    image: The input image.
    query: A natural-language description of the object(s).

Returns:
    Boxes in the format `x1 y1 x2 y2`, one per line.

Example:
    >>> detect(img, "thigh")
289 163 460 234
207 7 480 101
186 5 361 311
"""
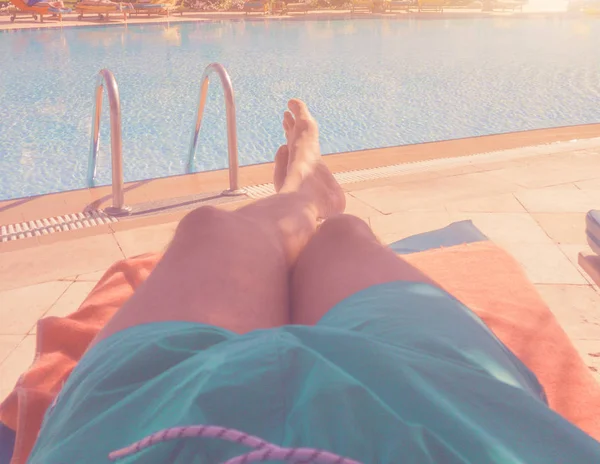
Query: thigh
290 214 434 326
317 280 546 401
93 206 291 347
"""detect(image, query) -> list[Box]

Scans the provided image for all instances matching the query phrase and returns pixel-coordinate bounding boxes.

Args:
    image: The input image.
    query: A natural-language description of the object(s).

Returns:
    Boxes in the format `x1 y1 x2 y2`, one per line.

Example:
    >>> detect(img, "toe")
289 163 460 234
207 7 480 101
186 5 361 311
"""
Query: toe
273 145 289 192
283 111 295 138
288 99 311 121
287 99 318 135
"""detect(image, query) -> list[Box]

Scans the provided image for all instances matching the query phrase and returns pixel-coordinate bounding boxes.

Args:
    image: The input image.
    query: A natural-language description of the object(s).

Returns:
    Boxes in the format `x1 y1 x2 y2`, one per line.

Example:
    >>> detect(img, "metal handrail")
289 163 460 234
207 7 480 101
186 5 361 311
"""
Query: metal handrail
187 63 244 196
87 69 130 216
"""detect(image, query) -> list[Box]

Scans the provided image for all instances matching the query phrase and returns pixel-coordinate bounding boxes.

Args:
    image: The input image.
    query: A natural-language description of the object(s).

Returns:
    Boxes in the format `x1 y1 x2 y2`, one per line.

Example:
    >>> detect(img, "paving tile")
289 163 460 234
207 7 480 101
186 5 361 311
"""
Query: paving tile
342 177 401 193
343 171 441 193
396 170 517 196
76 270 107 282
584 189 600 204
343 194 383 223
448 213 553 244
29 282 99 335
348 172 502 214
0 281 71 335
370 211 452 244
433 164 502 177
574 247 600 287
487 165 563 189
575 178 600 190
556 150 600 170
515 188 598 213
559 244 596 285
0 335 24 364
514 182 581 192
108 209 188 232
0 234 125 292
490 160 599 189
532 213 587 245
445 193 526 213
536 285 600 340
349 186 449 214
0 335 36 402
571 340 600 380
113 222 178 257
500 242 588 285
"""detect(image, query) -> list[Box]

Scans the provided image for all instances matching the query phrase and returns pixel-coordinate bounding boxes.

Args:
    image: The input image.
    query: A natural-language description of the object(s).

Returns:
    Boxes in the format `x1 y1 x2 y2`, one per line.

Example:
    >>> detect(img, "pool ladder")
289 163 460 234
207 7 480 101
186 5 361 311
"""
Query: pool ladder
87 63 243 216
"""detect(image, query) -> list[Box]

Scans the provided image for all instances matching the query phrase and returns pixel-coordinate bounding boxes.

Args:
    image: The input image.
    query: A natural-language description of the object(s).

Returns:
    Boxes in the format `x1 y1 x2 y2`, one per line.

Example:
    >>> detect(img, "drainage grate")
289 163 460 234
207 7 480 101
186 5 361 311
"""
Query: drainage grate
1 210 118 242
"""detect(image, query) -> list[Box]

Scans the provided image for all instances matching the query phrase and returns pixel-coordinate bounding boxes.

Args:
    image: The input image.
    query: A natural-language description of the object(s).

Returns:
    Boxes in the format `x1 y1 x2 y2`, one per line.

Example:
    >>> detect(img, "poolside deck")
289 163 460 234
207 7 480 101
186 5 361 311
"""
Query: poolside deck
1 128 600 401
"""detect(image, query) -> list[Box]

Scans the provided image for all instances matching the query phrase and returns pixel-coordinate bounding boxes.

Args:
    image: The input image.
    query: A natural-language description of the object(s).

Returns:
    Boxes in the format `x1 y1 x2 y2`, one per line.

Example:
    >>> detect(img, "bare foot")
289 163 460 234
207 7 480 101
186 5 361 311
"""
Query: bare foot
274 99 345 219
273 145 289 193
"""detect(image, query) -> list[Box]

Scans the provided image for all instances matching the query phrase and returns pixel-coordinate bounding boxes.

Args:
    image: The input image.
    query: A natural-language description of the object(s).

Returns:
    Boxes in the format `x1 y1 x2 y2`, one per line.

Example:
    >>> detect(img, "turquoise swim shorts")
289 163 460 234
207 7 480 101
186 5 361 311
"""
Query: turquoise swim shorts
28 281 600 463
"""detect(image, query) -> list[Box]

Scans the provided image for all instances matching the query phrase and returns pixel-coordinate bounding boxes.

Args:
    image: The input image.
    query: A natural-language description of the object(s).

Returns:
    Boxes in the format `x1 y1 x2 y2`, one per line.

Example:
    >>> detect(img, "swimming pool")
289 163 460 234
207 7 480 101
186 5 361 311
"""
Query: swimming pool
1 17 599 200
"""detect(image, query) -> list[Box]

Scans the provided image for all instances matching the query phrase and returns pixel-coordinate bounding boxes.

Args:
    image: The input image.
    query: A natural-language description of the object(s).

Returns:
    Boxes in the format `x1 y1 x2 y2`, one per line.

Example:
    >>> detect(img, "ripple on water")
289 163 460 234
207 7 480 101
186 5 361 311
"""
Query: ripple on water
1 17 600 199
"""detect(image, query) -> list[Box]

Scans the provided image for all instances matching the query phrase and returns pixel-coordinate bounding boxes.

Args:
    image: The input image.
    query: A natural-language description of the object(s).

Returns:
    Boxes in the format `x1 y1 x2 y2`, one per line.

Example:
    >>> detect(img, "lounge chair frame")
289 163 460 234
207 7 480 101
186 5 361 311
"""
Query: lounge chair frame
285 0 309 14
8 3 66 21
492 0 525 11
386 0 413 12
417 0 444 11
244 0 269 14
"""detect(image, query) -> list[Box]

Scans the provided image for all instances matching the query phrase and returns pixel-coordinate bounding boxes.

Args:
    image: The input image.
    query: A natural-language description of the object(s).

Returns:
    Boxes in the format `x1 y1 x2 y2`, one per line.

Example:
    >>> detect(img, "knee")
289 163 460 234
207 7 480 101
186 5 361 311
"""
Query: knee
316 214 374 241
175 206 231 238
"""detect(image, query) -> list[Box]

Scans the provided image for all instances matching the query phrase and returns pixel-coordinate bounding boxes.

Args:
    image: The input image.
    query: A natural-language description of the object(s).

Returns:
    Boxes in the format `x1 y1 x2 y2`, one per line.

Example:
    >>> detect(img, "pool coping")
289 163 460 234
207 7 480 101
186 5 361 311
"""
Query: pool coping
1 123 599 253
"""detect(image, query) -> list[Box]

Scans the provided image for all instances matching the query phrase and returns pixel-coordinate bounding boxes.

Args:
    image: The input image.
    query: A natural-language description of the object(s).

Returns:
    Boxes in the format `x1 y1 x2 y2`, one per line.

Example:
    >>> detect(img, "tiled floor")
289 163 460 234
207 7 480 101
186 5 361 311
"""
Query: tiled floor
1 139 600 401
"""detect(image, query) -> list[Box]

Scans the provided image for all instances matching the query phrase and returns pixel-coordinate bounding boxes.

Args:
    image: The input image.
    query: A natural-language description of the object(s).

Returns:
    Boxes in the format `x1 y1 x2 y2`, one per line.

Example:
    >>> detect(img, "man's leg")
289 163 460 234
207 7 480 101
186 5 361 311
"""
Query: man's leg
269 103 433 325
92 99 345 346
290 214 435 325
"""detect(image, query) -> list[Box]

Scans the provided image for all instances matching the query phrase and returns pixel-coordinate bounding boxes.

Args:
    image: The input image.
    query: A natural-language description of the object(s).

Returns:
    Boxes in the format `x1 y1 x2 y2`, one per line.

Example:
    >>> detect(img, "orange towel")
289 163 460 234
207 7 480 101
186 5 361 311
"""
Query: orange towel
403 242 600 437
0 253 160 464
1 241 599 464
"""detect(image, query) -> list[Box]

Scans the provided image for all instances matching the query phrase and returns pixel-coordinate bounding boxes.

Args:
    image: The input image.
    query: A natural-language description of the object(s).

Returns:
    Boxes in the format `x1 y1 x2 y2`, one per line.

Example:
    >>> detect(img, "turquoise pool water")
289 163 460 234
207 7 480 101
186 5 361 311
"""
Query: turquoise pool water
1 17 599 200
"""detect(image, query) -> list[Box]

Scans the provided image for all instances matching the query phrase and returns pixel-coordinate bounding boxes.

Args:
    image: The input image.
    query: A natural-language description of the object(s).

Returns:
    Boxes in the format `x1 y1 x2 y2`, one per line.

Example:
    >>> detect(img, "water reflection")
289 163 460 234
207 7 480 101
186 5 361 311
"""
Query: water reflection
1 17 600 200
162 25 181 45
73 29 126 47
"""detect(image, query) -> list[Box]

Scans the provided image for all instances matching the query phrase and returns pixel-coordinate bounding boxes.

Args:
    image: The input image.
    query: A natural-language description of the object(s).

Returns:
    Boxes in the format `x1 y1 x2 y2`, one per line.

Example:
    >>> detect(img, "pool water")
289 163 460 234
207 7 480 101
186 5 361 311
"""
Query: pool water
1 17 599 200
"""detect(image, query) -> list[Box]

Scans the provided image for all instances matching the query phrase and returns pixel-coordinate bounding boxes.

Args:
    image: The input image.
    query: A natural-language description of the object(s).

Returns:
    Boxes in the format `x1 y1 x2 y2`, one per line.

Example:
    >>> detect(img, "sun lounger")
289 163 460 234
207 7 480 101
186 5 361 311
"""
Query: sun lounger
244 0 269 14
8 0 70 22
417 0 444 11
586 210 600 256
75 0 133 21
130 0 167 15
351 0 374 12
492 0 525 11
165 0 184 15
387 0 413 12
3 221 600 464
579 210 600 286
269 0 284 13
130 0 182 16
285 0 309 14
444 0 476 6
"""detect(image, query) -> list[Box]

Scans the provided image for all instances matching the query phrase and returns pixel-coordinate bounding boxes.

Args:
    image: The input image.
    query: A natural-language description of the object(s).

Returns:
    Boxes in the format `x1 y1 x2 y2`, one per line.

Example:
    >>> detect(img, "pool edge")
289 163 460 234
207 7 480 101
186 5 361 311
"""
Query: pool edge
1 124 599 252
